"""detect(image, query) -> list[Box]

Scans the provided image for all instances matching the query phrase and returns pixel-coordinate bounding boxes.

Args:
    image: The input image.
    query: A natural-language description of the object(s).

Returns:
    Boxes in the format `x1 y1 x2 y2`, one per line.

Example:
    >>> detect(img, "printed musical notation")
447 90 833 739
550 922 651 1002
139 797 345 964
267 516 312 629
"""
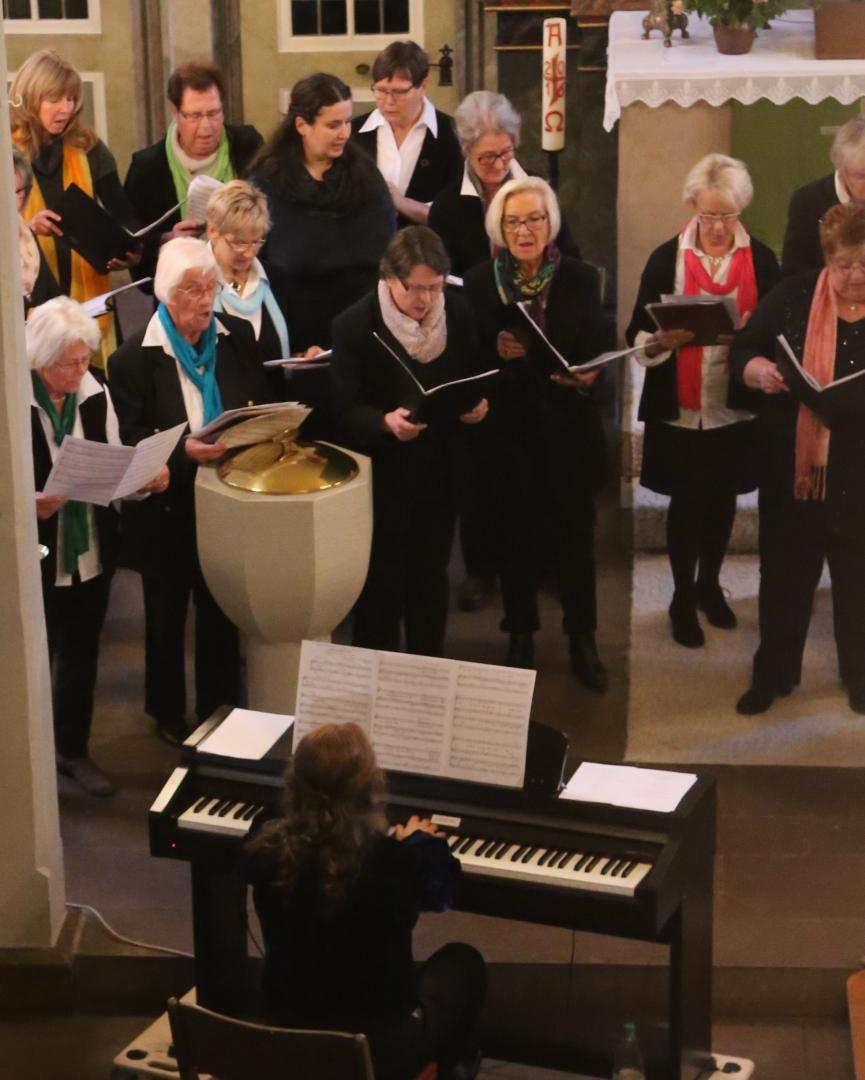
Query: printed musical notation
294 641 535 788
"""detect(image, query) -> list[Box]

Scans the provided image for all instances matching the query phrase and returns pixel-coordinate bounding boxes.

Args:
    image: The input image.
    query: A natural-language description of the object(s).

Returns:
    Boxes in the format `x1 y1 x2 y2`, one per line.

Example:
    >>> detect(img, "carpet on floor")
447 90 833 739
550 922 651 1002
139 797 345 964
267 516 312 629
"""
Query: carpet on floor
626 554 865 766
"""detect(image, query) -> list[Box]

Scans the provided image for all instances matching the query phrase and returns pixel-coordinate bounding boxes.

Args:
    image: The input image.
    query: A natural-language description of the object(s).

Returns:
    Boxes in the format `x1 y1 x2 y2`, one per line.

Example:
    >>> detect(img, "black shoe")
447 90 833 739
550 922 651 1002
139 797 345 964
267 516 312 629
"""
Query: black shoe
57 755 115 797
505 632 534 669
669 595 705 648
157 719 190 747
569 632 608 692
849 689 865 715
457 575 495 613
698 583 737 629
736 686 778 715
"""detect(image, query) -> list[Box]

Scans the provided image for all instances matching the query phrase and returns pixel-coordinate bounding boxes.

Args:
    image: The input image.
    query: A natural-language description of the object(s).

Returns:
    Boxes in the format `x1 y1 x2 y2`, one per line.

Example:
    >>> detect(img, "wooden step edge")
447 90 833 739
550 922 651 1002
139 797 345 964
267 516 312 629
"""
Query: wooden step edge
847 970 865 1079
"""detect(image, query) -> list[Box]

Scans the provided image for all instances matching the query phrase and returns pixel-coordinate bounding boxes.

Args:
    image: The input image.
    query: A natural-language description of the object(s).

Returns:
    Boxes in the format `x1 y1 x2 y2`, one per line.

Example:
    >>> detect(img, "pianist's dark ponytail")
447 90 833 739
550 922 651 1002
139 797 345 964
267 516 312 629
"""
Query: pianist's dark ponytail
247 723 388 912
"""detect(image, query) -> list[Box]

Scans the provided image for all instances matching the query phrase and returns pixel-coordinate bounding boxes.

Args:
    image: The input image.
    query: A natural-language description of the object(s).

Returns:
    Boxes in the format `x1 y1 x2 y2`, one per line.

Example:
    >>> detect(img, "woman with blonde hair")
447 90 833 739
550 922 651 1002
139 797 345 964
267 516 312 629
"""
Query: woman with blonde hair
626 153 780 648
11 50 140 365
246 722 486 1080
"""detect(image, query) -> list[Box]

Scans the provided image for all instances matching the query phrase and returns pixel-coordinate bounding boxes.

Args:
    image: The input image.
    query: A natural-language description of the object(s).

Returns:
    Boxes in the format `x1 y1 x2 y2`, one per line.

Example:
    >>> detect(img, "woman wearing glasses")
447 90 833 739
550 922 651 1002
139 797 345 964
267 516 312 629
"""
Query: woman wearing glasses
330 227 488 656
626 154 780 648
463 177 610 689
109 238 271 746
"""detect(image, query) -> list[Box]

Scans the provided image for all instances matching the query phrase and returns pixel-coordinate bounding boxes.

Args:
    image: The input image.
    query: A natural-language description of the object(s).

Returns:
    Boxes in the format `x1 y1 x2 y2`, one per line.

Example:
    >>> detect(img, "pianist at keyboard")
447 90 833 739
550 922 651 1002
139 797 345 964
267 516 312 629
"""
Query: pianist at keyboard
244 722 488 1080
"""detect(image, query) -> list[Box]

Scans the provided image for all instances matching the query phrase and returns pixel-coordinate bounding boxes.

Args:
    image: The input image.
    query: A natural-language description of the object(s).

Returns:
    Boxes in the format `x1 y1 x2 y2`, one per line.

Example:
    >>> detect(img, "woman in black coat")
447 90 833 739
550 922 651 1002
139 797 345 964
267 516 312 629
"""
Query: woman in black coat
730 202 865 716
330 226 488 657
626 154 780 648
464 176 609 689
109 238 271 746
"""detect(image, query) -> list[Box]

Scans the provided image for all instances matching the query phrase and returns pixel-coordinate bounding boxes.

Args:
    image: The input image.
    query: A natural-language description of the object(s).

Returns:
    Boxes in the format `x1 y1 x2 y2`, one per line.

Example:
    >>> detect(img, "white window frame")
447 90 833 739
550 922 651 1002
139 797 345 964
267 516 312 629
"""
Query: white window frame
3 0 101 34
9 68 107 142
277 0 423 54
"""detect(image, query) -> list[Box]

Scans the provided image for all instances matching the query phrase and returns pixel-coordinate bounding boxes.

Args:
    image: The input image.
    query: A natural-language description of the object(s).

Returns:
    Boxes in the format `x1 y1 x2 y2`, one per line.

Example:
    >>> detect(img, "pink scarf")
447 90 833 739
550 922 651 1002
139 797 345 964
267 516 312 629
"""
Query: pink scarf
676 239 759 411
795 269 836 501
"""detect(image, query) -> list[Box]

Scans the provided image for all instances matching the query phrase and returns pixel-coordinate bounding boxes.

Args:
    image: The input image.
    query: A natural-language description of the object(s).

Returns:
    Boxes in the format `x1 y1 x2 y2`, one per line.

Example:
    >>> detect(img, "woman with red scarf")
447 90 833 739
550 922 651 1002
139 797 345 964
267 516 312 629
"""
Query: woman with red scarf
730 202 865 715
626 154 780 648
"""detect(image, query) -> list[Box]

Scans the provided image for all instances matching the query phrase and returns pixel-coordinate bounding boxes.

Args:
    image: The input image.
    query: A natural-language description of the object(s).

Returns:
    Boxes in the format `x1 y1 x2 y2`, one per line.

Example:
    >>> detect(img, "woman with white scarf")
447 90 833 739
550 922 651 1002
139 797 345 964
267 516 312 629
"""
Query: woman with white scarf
330 226 488 656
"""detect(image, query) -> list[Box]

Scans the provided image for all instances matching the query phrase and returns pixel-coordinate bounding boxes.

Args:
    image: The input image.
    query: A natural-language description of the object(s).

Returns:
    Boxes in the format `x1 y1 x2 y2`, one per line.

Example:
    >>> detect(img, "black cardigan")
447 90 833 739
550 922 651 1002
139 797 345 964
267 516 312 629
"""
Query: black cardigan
729 270 865 537
107 312 272 571
31 375 118 587
124 124 264 282
625 234 781 423
428 174 581 278
351 107 463 226
781 173 838 278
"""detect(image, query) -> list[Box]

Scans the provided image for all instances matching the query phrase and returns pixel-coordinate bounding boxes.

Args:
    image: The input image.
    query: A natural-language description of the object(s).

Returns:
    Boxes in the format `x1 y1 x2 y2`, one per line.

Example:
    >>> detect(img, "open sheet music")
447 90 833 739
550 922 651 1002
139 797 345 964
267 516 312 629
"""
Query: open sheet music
82 278 153 318
42 422 186 506
646 294 739 347
512 303 627 374
191 402 311 446
294 641 535 788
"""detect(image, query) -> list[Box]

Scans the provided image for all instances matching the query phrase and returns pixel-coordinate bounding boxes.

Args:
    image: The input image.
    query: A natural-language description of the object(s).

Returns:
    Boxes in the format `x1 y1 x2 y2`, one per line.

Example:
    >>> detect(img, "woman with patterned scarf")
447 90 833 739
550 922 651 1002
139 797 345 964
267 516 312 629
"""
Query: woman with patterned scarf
730 202 865 716
11 50 141 366
464 176 610 689
627 154 780 650
108 238 271 747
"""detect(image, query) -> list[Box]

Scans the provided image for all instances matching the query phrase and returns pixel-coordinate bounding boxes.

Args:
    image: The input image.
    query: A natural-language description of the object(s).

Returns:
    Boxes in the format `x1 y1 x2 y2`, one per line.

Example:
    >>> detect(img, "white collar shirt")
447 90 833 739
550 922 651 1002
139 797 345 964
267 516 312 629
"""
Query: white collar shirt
359 96 437 197
458 157 528 198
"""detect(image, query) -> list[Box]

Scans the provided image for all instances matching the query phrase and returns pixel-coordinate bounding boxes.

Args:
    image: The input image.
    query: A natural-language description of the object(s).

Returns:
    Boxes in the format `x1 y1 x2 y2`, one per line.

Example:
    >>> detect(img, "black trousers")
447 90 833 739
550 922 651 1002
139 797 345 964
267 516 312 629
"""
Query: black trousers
454 424 501 583
367 943 488 1080
43 571 111 759
352 454 456 658
752 497 865 694
142 550 240 725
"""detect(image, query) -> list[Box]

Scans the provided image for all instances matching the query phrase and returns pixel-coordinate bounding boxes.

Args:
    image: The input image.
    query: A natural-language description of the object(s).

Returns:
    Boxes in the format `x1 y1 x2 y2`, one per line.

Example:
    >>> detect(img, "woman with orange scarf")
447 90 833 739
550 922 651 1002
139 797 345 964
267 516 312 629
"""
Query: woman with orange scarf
730 202 865 716
626 155 780 649
11 50 140 366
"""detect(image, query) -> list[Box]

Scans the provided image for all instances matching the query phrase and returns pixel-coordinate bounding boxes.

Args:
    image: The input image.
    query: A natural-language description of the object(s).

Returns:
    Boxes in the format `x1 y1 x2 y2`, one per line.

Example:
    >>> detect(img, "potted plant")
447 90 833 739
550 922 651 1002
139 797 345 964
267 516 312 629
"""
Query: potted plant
675 0 788 52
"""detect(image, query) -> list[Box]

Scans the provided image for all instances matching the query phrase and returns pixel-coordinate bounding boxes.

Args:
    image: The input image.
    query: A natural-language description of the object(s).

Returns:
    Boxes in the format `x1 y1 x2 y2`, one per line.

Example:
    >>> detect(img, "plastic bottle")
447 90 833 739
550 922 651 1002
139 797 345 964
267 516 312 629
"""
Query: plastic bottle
612 1021 646 1080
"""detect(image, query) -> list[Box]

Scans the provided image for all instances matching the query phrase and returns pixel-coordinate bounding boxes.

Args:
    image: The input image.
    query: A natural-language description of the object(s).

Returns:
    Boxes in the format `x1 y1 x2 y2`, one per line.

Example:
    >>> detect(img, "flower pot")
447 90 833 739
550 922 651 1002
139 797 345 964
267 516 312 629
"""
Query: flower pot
712 21 757 53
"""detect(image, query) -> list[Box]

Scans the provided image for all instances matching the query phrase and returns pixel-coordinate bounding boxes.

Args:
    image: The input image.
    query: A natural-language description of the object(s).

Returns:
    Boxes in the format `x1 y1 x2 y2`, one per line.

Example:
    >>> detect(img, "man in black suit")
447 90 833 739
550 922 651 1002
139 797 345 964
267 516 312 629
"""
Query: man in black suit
352 41 462 228
125 61 262 283
782 117 865 276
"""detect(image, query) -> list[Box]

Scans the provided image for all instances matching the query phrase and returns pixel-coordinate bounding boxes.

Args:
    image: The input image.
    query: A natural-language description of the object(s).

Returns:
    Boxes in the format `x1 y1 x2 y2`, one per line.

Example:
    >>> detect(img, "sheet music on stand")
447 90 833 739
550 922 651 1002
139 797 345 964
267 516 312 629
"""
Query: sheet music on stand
294 641 536 788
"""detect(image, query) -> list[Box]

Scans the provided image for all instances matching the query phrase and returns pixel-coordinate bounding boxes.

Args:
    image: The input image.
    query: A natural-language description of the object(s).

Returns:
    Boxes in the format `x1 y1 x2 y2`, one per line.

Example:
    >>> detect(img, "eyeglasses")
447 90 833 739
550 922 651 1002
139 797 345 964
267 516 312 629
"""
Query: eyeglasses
175 282 220 300
830 259 865 275
502 212 548 234
399 280 445 296
178 107 224 125
371 84 415 100
222 236 265 253
53 357 90 372
697 212 739 224
474 146 515 168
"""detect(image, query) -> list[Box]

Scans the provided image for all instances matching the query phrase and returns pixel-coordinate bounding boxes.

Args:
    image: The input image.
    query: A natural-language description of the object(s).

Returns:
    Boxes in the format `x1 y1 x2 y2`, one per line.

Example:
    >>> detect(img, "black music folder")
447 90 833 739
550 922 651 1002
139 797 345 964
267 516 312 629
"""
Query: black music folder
56 183 138 274
372 331 499 424
504 302 624 377
646 295 738 348
776 334 865 420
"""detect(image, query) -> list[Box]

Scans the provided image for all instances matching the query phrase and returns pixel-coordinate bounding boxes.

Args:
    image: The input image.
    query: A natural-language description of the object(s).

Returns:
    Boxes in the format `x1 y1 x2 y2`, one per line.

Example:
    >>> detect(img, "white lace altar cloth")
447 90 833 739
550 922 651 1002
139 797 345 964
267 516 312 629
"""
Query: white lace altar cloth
604 10 865 131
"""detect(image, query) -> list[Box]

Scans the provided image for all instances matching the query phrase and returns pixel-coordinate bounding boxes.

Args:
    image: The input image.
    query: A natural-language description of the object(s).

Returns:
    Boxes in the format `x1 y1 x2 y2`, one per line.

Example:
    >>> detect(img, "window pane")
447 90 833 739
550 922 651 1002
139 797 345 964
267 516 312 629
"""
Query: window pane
320 0 346 34
354 0 380 34
4 0 32 18
37 0 62 16
63 0 89 16
383 0 408 33
291 0 318 35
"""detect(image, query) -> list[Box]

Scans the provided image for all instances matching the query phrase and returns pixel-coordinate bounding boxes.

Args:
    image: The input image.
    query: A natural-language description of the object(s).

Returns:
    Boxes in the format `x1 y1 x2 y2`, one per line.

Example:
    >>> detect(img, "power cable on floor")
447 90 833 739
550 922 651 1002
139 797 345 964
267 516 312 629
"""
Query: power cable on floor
66 901 193 958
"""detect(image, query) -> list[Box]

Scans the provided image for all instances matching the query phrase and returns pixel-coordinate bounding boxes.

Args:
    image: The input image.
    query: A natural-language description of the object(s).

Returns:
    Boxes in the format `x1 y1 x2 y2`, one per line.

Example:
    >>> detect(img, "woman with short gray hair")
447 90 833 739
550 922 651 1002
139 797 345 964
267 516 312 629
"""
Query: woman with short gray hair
108 238 272 747
626 153 780 648
330 225 488 656
783 117 865 276
29 296 166 796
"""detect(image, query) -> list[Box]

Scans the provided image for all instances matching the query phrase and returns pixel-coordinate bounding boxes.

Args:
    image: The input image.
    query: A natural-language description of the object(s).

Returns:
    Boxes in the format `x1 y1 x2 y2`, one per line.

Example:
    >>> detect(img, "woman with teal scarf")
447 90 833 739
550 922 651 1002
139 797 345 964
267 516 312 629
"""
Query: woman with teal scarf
463 177 611 691
109 238 272 748
29 297 168 796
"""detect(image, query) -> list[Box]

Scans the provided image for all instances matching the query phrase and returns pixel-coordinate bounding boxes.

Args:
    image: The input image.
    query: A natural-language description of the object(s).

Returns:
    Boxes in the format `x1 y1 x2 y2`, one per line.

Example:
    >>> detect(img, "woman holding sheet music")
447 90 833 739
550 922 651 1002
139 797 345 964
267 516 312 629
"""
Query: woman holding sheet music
108 238 271 747
330 226 488 657
11 50 141 367
29 297 167 797
626 154 780 650
730 202 865 717
463 176 609 691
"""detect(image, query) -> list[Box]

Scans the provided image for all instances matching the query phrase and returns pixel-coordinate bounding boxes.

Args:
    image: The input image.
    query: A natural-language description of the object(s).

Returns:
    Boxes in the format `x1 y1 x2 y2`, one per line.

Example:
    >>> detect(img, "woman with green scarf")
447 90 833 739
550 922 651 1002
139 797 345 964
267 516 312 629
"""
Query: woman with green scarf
29 297 168 797
463 176 611 691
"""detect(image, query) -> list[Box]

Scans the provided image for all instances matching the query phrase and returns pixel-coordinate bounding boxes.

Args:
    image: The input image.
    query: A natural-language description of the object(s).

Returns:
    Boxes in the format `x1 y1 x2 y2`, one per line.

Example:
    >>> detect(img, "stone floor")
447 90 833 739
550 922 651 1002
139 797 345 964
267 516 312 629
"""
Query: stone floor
3 486 861 1080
